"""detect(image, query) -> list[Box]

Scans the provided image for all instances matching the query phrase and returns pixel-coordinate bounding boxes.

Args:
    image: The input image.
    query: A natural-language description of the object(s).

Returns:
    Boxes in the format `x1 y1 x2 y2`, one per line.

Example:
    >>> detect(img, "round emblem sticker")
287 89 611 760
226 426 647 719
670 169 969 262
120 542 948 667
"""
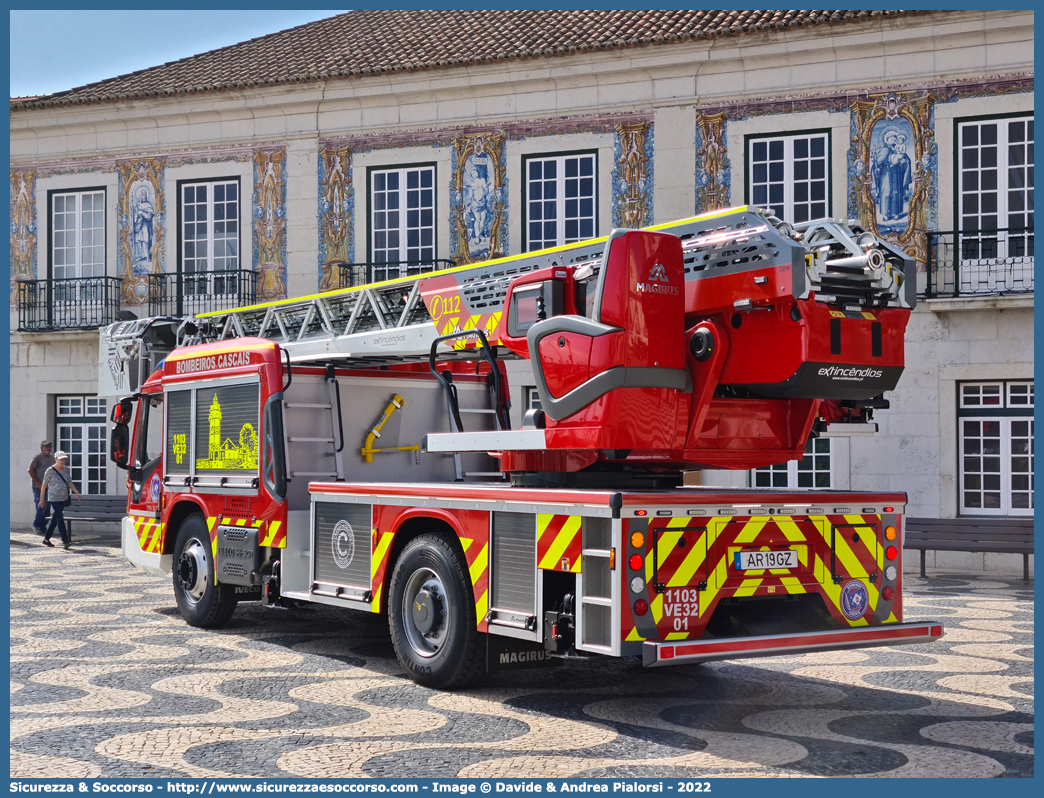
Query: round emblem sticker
331 520 355 569
840 579 869 620
149 473 162 502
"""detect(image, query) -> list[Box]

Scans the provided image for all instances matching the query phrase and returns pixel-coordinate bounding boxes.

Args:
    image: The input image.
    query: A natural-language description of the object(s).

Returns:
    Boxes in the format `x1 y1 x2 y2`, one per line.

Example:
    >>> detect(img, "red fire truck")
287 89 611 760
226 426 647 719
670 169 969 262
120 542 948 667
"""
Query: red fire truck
103 207 942 688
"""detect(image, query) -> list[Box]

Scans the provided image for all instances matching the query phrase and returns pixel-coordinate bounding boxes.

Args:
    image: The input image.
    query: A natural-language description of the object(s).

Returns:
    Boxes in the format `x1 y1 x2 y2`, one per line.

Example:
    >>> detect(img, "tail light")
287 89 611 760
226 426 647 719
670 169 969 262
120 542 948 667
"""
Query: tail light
630 531 645 548
885 546 897 561
885 526 897 541
633 599 649 616
882 586 894 601
629 554 643 571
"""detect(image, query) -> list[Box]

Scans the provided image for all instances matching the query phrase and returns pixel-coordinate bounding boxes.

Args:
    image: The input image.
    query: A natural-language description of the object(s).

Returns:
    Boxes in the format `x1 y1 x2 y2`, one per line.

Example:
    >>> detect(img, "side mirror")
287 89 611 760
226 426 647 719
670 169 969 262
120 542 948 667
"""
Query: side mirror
110 423 130 469
111 397 133 425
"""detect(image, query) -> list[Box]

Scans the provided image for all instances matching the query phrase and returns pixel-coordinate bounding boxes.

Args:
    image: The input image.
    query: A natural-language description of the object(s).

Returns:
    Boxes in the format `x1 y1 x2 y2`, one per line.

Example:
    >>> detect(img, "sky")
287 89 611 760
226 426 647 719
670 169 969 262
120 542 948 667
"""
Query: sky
10 10 350 98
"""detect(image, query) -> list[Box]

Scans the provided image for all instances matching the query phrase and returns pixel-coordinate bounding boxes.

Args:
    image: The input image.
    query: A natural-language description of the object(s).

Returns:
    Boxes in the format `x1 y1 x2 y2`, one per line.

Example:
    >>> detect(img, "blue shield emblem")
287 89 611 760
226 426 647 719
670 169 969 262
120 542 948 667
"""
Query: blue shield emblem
840 580 869 620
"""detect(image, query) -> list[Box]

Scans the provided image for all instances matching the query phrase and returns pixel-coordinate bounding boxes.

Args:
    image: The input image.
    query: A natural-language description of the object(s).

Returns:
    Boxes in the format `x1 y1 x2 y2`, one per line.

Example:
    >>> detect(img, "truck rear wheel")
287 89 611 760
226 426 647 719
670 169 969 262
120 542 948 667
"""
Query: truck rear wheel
173 514 237 628
388 533 485 689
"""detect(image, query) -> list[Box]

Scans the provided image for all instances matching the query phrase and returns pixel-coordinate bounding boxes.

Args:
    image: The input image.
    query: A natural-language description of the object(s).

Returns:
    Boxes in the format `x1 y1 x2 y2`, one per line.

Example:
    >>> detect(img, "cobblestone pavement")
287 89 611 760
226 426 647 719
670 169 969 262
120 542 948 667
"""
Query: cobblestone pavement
10 528 1034 778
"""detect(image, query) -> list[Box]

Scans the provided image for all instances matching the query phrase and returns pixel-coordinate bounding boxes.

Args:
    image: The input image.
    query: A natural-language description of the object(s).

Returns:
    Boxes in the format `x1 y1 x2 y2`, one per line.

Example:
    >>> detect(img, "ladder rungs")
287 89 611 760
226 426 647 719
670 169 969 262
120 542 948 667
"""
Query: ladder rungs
288 436 336 442
285 403 332 409
291 471 339 477
464 471 507 477
459 408 496 414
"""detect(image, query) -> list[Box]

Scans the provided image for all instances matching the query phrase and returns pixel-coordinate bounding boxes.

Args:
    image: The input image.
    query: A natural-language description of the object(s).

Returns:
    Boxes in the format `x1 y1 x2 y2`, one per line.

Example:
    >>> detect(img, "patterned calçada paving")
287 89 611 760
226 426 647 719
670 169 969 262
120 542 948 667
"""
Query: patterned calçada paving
9 529 1034 778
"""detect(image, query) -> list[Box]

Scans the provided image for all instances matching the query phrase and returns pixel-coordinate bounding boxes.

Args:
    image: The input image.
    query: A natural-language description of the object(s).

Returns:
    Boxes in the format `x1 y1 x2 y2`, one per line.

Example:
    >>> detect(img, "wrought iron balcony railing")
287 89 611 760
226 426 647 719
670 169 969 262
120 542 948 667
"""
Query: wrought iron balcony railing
336 259 456 289
17 276 123 332
148 270 257 317
923 228 1034 298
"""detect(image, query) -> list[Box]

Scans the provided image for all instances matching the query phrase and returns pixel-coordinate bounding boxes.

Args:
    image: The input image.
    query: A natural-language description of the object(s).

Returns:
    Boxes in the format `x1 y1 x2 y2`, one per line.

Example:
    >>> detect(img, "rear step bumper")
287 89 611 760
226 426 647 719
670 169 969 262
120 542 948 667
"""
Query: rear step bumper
642 622 944 667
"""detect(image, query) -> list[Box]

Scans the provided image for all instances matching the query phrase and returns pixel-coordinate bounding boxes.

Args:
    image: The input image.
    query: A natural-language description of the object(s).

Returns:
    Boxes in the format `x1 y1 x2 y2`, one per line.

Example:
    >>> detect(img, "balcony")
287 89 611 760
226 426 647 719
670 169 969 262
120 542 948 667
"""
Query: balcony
17 276 122 332
923 228 1034 298
148 270 257 317
336 259 456 288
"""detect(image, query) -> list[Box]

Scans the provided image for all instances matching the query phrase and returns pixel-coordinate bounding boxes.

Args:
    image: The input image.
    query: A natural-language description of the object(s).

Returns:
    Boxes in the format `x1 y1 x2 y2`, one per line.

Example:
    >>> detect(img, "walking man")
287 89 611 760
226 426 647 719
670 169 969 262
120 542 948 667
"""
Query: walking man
39 450 80 549
28 440 55 534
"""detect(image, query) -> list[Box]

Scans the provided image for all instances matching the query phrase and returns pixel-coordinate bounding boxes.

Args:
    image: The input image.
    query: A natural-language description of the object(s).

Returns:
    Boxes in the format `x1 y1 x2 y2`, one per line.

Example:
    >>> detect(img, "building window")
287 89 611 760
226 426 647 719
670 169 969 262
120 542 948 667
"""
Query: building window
180 179 240 293
370 166 436 270
56 395 108 495
525 387 543 411
748 133 829 223
51 189 106 280
957 117 1034 281
752 437 832 489
959 380 1034 516
525 153 596 251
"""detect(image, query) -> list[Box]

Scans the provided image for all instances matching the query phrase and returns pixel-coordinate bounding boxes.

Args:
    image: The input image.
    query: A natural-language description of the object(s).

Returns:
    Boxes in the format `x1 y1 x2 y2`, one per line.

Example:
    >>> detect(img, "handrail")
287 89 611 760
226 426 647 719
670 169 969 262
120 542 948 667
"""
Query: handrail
427 328 510 433
922 227 1034 299
16 275 122 332
147 269 257 317
337 259 455 289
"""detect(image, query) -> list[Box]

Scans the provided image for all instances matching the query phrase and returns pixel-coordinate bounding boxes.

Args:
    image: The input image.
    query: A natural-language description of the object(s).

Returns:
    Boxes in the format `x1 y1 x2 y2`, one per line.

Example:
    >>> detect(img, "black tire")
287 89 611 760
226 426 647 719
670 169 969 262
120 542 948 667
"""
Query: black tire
388 533 485 689
172 514 237 628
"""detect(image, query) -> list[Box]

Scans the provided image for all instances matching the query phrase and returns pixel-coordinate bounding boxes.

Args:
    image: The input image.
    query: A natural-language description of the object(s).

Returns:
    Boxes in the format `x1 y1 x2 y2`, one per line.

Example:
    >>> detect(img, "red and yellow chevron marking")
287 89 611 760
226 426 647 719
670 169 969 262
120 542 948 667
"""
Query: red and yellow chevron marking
704 514 885 625
625 514 891 643
536 514 582 573
132 516 166 554
459 534 490 631
439 312 502 349
624 517 710 642
370 529 395 614
259 520 285 548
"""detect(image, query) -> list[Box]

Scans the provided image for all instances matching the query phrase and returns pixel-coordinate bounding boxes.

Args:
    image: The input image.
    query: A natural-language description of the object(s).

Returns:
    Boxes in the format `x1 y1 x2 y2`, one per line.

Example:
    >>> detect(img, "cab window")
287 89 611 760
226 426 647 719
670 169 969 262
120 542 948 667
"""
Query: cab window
134 394 164 468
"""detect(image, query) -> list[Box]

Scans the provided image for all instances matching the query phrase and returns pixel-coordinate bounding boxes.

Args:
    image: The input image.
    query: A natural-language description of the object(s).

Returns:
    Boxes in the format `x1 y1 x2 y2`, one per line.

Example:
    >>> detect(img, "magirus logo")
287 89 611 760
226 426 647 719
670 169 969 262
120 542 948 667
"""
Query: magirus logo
819 365 884 381
649 262 670 283
637 262 679 295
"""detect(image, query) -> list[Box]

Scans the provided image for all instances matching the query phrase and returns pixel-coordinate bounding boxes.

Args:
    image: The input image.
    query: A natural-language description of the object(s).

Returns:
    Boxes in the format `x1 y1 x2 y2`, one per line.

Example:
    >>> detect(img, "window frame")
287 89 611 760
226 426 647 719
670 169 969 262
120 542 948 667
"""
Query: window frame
176 176 242 280
47 186 107 281
953 112 1035 234
743 129 832 224
957 379 1034 517
54 394 107 495
365 162 438 267
750 436 833 490
521 149 599 252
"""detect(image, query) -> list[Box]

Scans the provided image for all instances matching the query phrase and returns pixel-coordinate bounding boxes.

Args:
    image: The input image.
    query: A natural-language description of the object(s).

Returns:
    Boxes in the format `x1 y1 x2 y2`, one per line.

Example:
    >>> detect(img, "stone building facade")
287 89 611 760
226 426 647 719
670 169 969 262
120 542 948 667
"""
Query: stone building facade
9 10 1033 573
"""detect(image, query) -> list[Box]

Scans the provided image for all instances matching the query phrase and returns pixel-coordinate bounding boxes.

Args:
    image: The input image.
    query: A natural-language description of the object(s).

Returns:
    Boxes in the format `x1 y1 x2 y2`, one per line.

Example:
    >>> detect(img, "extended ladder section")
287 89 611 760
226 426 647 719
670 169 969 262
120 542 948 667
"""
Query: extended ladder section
190 207 915 367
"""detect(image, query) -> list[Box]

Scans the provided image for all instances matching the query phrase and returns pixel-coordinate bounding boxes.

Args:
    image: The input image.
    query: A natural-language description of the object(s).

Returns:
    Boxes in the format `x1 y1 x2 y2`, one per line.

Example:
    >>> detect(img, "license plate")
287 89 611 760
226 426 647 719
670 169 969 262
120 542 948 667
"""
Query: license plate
734 549 798 571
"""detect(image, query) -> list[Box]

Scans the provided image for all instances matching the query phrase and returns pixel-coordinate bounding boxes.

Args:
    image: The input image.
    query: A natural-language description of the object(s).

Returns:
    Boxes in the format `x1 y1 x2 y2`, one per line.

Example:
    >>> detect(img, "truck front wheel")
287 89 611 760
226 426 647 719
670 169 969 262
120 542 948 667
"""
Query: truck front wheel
388 533 485 689
173 514 237 628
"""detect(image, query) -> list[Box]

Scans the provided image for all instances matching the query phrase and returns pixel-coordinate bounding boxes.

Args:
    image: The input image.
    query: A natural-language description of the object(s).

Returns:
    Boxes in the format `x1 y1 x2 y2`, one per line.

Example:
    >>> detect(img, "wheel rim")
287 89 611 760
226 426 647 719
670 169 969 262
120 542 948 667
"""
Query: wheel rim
401 567 449 659
177 540 209 604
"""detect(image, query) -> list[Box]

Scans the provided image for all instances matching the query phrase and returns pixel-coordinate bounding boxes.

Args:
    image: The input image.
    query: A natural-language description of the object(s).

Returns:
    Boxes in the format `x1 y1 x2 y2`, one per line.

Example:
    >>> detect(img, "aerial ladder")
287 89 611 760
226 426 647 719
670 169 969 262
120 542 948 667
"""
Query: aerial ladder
101 205 915 476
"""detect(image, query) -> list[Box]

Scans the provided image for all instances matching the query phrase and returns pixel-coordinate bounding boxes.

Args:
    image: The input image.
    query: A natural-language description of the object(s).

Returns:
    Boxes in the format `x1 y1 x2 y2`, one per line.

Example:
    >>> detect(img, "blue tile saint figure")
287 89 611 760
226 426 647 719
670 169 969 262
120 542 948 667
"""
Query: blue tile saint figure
131 185 155 268
870 122 913 226
463 140 494 257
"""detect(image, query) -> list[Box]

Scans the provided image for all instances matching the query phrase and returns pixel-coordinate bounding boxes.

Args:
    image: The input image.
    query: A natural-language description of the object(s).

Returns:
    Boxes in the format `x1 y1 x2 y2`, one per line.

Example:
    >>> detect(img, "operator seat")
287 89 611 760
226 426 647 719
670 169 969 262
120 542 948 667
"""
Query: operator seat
527 229 689 425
